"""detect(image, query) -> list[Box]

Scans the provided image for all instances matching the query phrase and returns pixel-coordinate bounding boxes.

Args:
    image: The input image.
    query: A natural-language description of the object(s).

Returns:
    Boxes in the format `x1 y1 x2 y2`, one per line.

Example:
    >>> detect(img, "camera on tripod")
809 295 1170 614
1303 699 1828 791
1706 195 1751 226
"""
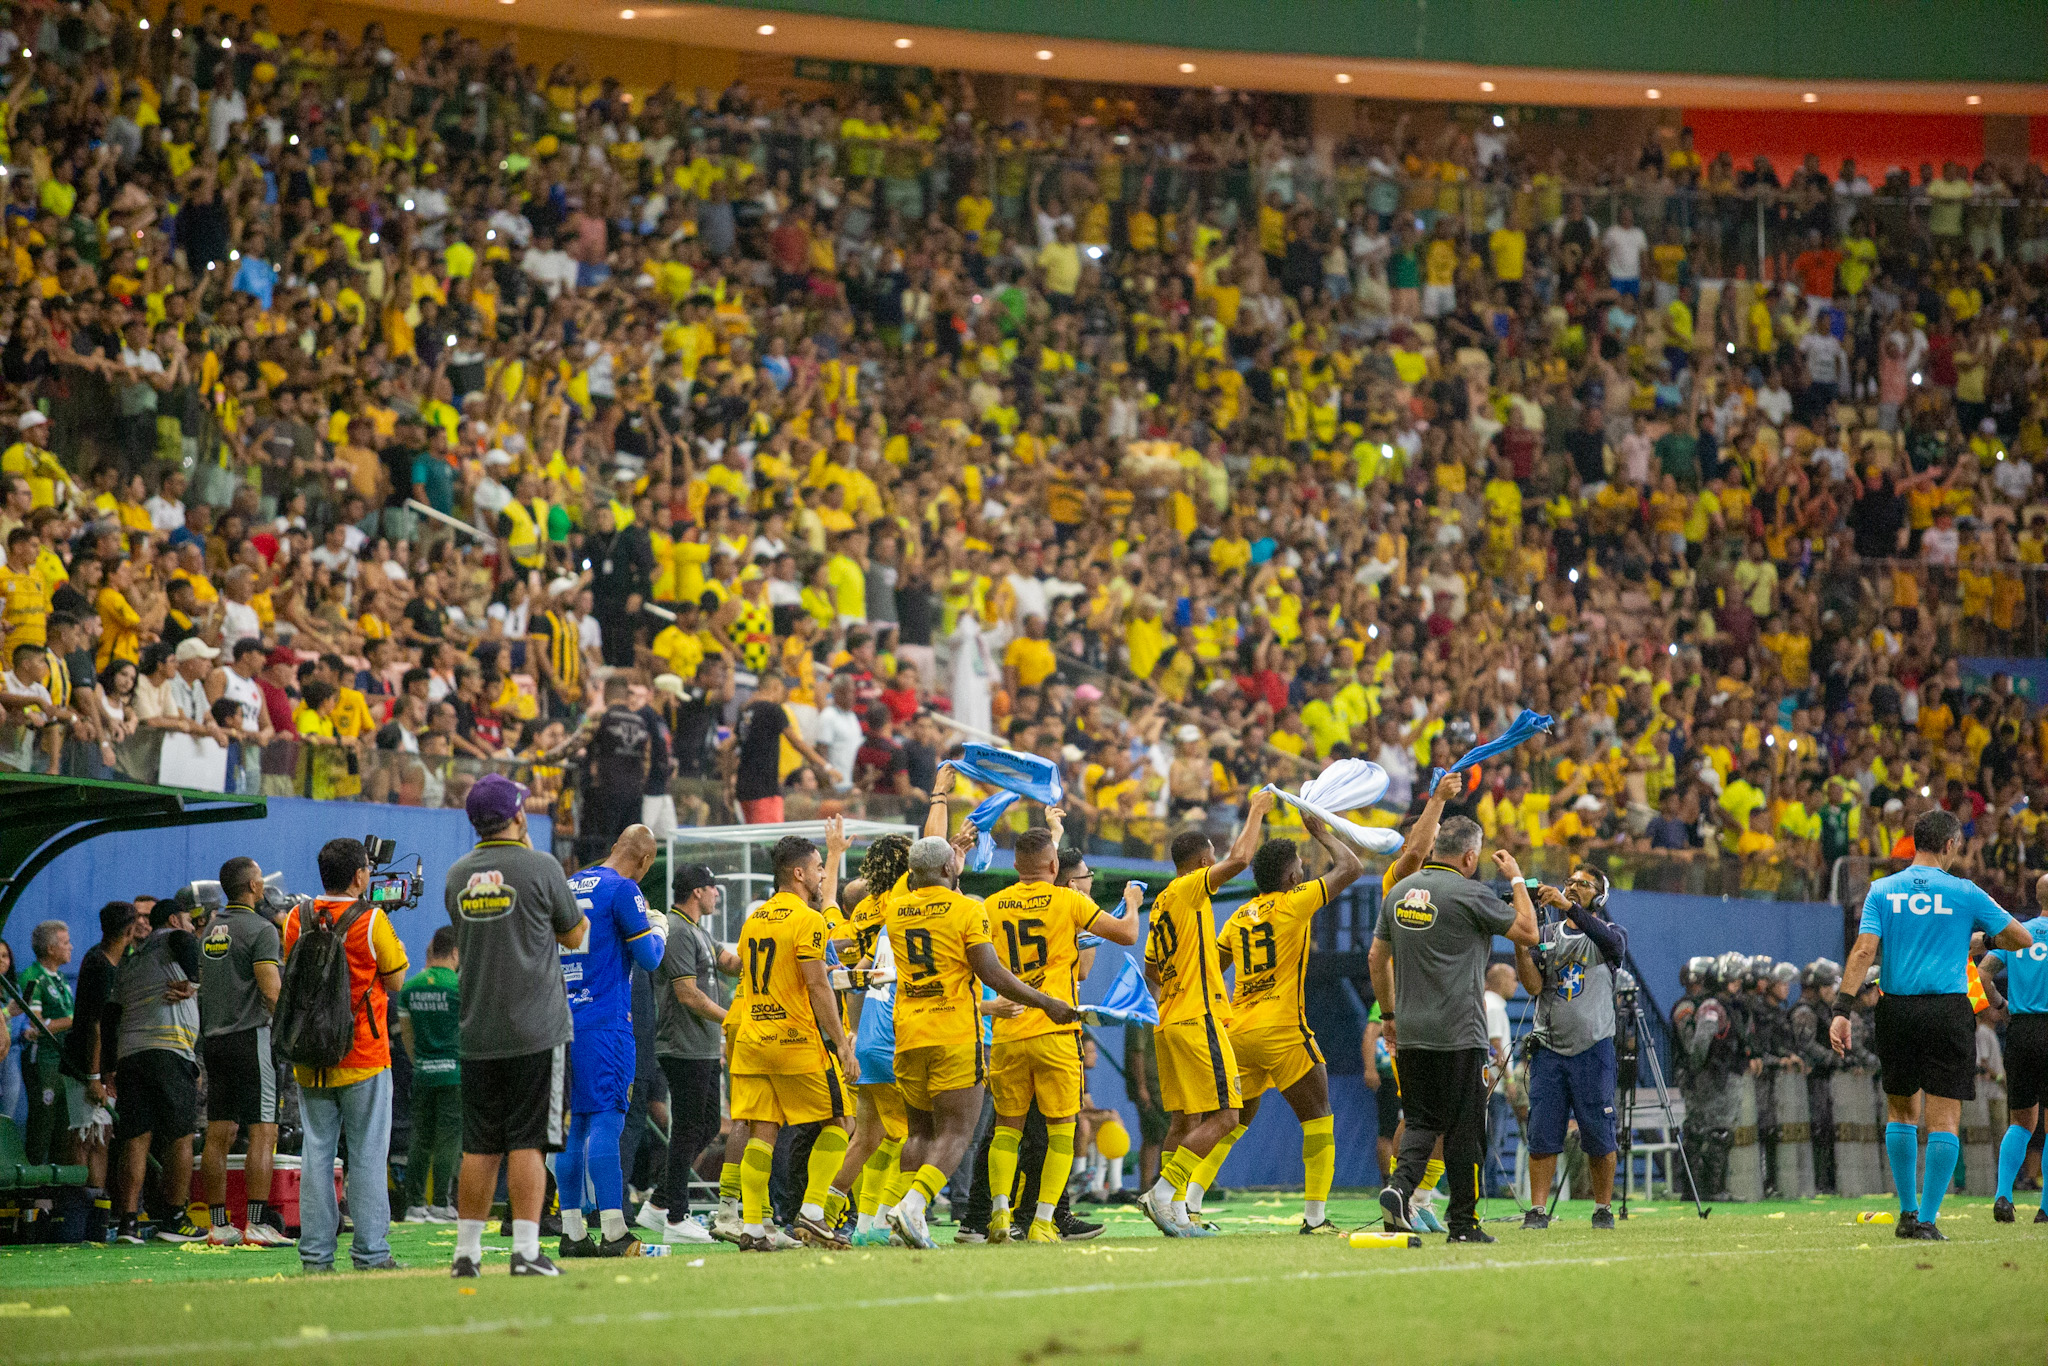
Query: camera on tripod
363 834 424 910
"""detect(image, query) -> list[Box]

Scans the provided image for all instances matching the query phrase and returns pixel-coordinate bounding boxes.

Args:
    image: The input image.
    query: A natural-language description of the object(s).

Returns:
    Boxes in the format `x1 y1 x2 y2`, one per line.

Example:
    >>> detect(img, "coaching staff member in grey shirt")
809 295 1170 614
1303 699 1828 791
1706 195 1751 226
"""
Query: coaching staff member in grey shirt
1370 816 1537 1242
444 772 588 1279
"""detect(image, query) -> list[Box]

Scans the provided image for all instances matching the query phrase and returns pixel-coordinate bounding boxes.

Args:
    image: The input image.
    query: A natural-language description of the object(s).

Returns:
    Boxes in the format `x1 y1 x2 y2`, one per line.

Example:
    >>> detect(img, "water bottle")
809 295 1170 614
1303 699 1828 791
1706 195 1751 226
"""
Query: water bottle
640 1242 672 1256
1349 1230 1421 1249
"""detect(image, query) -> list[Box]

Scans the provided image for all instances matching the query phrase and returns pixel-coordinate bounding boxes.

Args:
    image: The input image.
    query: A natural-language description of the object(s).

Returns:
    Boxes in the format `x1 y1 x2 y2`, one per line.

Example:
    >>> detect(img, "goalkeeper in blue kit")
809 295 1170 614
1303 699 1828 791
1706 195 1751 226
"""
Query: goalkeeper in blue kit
558 826 668 1256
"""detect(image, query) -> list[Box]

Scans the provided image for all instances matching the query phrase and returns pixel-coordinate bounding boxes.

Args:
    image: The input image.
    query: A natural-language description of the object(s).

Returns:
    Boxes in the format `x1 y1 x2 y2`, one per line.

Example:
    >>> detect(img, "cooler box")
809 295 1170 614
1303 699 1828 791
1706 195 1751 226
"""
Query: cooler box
191 1155 341 1236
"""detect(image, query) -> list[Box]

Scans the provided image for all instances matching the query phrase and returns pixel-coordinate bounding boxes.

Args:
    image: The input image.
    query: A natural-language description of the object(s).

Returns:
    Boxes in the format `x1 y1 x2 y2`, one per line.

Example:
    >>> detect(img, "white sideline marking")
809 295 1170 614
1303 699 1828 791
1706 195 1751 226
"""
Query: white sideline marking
13 1239 1995 1363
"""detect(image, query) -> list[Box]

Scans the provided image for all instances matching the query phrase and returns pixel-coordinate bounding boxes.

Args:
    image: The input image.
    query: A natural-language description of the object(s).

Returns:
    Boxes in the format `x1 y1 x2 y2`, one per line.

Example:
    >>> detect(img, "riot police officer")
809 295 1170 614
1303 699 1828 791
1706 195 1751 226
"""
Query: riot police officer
1791 959 1842 1191
1675 954 1752 1202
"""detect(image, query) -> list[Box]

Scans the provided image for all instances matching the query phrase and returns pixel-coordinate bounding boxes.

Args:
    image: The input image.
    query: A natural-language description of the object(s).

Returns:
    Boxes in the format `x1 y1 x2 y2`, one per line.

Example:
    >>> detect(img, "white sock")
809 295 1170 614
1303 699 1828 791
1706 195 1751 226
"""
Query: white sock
898 1188 928 1223
991 1195 1010 1216
1416 1184 1437 1210
856 1212 877 1233
877 1202 896 1222
742 1221 763 1237
455 1219 485 1262
1185 1181 1207 1215
560 1209 587 1242
1035 1201 1056 1223
720 1195 739 1220
599 1209 627 1242
800 1201 824 1221
1148 1176 1174 1203
1305 1199 1326 1225
512 1219 540 1259
1170 1198 1188 1225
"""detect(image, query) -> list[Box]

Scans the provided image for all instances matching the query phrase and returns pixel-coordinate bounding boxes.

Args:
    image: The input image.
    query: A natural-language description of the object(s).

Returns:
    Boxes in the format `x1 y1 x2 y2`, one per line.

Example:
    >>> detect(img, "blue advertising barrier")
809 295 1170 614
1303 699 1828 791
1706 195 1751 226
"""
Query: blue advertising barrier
0 797 552 973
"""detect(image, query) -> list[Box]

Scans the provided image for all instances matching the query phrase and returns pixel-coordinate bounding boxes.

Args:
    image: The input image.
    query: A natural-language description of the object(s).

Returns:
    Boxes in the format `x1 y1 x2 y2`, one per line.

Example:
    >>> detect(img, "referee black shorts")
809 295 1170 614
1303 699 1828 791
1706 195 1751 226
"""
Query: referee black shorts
1873 993 1976 1102
201 1026 278 1128
2005 1013 2048 1112
462 1045 567 1155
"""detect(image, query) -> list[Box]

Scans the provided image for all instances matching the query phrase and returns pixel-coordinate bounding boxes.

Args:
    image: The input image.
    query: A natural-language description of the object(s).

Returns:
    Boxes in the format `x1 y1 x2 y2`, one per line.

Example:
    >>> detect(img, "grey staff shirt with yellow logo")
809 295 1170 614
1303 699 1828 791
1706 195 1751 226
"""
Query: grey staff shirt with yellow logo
1376 864 1516 1052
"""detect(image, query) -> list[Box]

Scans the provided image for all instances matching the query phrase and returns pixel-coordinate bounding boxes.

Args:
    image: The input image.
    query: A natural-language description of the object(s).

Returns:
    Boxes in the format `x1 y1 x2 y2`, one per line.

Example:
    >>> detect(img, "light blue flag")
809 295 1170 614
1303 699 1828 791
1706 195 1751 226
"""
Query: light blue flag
1427 709 1555 794
949 743 1064 871
1083 955 1159 1027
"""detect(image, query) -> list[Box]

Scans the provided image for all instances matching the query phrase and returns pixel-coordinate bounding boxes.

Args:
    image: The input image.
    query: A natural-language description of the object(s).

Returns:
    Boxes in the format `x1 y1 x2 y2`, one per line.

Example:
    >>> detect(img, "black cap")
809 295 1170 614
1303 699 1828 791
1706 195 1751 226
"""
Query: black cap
675 864 717 895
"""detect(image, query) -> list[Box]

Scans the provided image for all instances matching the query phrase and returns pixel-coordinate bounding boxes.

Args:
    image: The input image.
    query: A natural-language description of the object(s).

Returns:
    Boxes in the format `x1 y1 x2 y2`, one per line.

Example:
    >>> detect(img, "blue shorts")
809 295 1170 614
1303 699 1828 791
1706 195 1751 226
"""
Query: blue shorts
568 1027 635 1114
1611 277 1641 298
854 993 896 1086
1527 1037 1618 1158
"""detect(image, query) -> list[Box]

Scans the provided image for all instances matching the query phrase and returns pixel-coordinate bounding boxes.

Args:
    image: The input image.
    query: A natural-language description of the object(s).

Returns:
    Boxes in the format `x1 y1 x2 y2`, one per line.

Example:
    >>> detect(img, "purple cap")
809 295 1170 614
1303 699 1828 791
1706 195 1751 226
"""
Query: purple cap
466 772 529 828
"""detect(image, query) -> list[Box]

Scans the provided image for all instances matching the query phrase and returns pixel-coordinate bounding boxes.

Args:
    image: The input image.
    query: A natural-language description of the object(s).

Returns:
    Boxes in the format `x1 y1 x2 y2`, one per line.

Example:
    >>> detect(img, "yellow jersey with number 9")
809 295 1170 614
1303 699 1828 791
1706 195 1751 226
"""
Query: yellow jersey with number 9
729 891 828 1075
886 884 992 1052
1218 878 1328 1034
1145 868 1233 1027
983 881 1104 1043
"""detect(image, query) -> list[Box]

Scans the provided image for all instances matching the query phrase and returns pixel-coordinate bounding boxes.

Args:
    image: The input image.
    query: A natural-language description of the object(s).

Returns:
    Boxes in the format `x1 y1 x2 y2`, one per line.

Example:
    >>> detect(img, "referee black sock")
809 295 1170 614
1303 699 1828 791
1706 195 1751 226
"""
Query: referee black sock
248 1200 269 1227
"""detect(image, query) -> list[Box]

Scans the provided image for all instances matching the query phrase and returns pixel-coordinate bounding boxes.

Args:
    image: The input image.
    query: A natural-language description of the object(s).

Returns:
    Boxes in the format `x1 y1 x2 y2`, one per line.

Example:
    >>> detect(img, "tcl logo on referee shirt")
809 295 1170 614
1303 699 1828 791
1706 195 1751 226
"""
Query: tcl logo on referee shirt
1884 892 1955 916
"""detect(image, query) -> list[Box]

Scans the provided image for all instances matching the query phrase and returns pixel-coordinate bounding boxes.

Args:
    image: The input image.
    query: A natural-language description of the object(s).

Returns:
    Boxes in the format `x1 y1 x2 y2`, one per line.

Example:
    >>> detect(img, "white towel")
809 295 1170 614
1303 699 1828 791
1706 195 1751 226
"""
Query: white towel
1264 759 1404 855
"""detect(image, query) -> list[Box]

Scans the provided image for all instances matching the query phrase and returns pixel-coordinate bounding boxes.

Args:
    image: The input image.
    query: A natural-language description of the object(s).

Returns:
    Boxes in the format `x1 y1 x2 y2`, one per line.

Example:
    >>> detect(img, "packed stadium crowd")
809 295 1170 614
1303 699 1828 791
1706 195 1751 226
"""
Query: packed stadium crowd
0 0 2041 910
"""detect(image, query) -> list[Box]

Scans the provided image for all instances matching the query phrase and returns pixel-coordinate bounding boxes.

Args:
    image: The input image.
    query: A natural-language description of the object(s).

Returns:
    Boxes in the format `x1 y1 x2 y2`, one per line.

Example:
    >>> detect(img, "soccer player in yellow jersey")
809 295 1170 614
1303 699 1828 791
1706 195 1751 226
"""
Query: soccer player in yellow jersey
1140 789 1273 1236
883 834 1079 1249
727 821 859 1251
983 808 1143 1243
1213 814 1365 1234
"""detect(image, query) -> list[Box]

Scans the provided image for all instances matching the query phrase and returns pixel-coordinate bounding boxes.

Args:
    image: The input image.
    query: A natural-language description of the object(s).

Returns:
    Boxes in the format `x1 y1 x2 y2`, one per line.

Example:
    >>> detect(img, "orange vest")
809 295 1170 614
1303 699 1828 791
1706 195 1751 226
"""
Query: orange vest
283 896 396 1082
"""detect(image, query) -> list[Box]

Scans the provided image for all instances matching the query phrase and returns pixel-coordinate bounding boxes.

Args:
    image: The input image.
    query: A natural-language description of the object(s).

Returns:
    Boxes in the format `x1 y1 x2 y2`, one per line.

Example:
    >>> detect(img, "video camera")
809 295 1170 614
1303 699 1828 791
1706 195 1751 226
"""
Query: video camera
363 835 425 911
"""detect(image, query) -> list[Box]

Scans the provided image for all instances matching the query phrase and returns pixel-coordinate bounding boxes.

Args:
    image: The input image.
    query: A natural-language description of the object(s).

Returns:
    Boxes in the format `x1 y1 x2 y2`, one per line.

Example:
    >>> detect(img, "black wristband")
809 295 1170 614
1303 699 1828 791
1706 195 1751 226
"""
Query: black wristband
1831 997 1856 1022
1380 1011 1394 1022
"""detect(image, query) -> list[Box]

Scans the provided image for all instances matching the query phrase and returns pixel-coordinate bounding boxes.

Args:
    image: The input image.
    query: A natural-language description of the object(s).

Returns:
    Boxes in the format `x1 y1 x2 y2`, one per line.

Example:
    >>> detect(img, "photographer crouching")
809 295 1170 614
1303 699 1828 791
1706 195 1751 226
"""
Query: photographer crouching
1514 865 1627 1230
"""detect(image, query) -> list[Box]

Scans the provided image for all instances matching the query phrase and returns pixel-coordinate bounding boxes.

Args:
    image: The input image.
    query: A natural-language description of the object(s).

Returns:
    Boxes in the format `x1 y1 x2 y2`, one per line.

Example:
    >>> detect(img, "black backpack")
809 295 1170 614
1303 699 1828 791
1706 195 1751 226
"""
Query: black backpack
273 900 372 1070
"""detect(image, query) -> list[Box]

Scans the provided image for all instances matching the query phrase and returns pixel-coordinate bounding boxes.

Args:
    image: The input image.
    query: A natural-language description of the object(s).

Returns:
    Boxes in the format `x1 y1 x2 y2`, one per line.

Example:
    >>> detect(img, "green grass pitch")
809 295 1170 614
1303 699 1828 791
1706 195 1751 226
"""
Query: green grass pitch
1 1195 2042 1364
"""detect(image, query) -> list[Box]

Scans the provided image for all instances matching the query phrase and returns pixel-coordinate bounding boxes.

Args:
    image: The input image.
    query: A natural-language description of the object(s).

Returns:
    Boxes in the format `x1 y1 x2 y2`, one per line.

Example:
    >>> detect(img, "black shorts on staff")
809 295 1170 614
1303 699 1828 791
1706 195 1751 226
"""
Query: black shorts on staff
1873 993 1976 1102
113 1049 199 1142
201 1027 277 1127
2004 1012 2048 1112
462 1045 567 1154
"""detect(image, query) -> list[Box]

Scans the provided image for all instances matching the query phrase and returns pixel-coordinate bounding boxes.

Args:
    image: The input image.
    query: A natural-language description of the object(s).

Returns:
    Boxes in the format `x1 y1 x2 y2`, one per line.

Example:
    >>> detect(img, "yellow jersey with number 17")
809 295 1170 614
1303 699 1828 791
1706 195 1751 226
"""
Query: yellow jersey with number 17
729 891 828 1075
983 881 1104 1043
1218 878 1328 1034
1145 868 1233 1027
885 884 991 1051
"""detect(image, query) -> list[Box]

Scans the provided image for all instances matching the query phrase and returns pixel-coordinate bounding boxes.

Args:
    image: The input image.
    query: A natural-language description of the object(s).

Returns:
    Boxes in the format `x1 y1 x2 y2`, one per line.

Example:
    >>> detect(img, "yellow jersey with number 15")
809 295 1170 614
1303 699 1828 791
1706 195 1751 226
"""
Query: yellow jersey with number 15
885 884 991 1051
1145 868 1233 1027
729 891 828 1075
1218 878 1328 1034
984 881 1105 1043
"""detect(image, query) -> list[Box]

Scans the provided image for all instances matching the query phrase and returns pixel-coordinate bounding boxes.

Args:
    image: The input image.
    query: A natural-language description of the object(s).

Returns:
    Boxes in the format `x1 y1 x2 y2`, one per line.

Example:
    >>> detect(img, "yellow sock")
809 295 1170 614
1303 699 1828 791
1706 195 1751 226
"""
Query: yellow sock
804 1125 849 1215
822 1185 850 1225
860 1139 902 1215
739 1139 774 1228
719 1160 741 1203
1422 1157 1445 1196
1302 1115 1336 1203
910 1163 947 1204
882 1163 915 1210
987 1124 1024 1212
1190 1123 1247 1194
1036 1123 1077 1221
1161 1147 1197 1200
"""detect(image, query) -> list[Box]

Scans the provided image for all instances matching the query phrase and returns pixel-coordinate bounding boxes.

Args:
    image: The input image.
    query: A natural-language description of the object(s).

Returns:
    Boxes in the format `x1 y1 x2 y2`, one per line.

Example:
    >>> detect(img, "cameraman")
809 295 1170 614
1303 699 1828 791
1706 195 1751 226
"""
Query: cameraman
1513 865 1627 1230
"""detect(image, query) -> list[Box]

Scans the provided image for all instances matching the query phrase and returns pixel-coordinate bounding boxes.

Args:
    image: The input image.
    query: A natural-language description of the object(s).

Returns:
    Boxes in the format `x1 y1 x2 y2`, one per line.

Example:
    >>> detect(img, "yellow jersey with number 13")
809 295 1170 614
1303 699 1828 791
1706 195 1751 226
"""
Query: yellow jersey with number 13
1145 868 1233 1027
1218 878 1328 1034
729 891 828 1075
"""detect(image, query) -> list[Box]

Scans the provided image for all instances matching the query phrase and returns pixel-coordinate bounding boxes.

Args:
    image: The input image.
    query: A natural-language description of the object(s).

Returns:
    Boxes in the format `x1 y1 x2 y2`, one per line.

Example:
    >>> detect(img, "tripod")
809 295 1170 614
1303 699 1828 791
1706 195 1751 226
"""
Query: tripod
1614 977 1711 1221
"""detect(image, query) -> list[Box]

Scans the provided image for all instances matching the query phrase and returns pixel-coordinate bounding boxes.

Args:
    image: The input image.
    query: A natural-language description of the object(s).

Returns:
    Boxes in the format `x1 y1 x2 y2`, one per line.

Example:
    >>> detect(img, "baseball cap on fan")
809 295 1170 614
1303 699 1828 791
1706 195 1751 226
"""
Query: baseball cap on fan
466 771 529 829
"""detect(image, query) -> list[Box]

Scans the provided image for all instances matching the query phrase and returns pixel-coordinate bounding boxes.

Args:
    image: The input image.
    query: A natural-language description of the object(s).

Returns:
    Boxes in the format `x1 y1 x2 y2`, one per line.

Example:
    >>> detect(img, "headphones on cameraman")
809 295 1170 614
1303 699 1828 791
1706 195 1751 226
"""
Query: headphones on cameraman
1583 867 1610 917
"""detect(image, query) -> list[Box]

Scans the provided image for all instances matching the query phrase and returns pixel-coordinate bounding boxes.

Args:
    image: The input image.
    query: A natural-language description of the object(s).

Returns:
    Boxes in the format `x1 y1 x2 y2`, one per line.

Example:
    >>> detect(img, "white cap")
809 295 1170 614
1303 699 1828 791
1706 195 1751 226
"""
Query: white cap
1574 794 1603 813
16 410 46 430
1177 723 1203 743
175 637 220 662
547 575 580 598
484 448 513 467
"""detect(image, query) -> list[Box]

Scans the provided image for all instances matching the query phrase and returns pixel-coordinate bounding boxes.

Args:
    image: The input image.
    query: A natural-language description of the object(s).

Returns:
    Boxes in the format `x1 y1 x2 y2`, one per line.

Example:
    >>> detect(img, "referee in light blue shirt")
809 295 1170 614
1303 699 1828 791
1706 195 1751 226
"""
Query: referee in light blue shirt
1830 809 2033 1240
1984 871 2048 1223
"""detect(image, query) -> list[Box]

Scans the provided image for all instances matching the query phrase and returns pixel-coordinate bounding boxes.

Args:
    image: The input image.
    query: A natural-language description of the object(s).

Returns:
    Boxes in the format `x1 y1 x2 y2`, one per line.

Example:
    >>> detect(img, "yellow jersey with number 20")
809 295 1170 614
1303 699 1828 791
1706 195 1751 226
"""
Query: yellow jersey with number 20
1145 868 1233 1028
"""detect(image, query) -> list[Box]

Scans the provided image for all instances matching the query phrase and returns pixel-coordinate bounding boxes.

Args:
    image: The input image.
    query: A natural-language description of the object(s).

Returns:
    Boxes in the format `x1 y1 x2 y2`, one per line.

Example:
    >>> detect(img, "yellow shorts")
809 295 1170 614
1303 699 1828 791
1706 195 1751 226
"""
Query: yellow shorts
860 1081 908 1142
1157 1017 1241 1115
731 1061 847 1126
988 1032 1084 1120
894 1041 983 1111
1233 1025 1323 1099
